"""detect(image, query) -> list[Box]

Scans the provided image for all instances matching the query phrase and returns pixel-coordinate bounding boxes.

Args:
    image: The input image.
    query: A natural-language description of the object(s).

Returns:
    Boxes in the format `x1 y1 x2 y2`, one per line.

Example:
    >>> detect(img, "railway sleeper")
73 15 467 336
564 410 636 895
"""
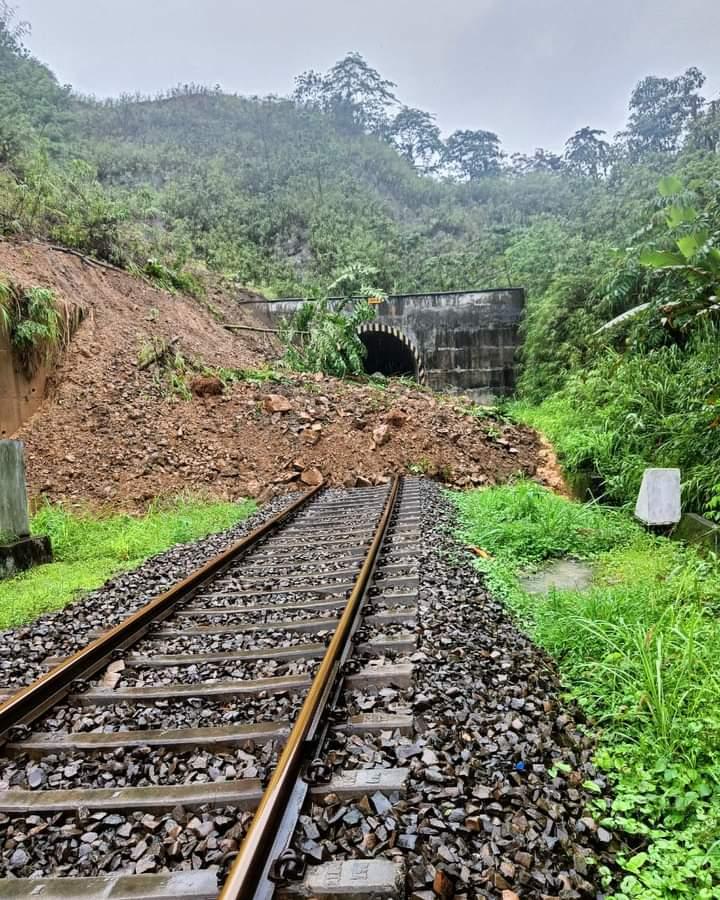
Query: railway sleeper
212 566 367 588
6 720 292 755
43 643 328 671
277 859 405 899
76 663 414 706
239 548 369 567
147 607 413 639
234 549 417 576
195 582 356 601
0 479 421 895
0 869 221 900
0 767 409 815
106 633 413 670
180 589 417 617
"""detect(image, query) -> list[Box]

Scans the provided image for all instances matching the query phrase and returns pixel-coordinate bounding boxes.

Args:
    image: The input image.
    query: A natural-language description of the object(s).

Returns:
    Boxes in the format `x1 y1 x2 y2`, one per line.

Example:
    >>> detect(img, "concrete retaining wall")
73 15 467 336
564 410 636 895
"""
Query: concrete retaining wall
0 331 48 438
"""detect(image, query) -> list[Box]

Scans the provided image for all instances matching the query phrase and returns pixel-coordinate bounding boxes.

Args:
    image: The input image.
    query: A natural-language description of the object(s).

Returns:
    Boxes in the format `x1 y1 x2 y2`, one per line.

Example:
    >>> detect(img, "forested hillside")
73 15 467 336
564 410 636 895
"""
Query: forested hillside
1 3 719 513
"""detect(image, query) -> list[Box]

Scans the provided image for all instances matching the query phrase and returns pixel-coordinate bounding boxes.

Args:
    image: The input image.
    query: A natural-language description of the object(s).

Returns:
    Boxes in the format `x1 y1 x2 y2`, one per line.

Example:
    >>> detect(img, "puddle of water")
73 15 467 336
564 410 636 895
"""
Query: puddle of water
520 559 593 595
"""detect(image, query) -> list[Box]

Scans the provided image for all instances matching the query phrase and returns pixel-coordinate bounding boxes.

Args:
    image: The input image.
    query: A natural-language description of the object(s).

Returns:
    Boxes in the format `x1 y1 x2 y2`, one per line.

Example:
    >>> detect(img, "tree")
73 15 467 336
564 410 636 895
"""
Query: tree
564 127 610 178
280 264 382 377
293 52 398 135
637 176 720 329
687 98 720 153
442 129 504 180
292 69 324 110
510 148 565 176
387 106 443 173
620 67 706 157
0 2 28 55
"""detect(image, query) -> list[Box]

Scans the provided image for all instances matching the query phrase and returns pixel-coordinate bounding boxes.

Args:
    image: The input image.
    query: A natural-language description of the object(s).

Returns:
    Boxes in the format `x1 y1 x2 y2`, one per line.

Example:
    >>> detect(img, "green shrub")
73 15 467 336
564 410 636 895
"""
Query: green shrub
0 280 62 376
280 265 382 377
512 321 720 516
142 258 204 297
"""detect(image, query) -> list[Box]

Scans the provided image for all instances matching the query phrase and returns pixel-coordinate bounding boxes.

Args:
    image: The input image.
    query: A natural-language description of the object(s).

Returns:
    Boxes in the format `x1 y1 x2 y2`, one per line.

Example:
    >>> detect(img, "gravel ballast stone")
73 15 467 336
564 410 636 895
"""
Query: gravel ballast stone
0 494 301 689
288 480 620 898
0 480 622 894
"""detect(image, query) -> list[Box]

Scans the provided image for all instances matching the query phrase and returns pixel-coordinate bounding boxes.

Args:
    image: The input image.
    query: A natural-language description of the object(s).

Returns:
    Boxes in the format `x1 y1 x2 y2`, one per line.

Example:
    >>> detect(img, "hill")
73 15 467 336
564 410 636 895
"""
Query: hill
0 8 656 300
1 5 720 514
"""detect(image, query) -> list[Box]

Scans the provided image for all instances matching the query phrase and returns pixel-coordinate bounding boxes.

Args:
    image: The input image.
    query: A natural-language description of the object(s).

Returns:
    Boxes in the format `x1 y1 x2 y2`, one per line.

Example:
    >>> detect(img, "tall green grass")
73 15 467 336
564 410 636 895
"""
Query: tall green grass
454 483 720 898
0 497 256 629
511 322 720 518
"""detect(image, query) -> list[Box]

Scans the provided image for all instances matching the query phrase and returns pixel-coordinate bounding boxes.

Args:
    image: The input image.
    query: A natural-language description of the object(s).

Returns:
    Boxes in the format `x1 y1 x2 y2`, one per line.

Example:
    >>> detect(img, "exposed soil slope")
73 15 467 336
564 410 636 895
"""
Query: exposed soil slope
1 240 544 509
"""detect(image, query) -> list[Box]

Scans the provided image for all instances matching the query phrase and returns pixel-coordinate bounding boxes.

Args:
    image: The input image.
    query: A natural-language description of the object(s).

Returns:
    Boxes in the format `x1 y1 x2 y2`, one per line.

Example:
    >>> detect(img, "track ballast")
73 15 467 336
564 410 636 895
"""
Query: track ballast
0 477 421 899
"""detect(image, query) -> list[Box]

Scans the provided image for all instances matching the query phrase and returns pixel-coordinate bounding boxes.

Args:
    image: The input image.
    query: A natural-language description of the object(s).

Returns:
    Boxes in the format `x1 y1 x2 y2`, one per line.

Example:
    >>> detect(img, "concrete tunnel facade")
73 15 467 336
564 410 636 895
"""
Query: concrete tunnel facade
247 288 525 402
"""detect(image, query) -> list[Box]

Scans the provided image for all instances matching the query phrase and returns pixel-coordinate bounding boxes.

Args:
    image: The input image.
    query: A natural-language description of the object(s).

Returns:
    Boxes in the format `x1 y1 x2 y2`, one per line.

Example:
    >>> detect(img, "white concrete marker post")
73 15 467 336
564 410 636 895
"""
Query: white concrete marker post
634 468 681 526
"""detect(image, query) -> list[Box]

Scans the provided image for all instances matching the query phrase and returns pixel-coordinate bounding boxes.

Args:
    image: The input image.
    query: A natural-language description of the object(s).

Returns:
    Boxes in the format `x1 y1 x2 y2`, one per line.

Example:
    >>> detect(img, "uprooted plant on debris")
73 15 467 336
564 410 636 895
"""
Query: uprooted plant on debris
280 264 385 377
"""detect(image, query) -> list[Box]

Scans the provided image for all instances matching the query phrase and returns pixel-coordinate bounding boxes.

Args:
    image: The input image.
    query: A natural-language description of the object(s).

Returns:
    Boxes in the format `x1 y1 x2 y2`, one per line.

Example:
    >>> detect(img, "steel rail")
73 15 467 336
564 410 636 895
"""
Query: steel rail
0 485 323 739
219 475 401 900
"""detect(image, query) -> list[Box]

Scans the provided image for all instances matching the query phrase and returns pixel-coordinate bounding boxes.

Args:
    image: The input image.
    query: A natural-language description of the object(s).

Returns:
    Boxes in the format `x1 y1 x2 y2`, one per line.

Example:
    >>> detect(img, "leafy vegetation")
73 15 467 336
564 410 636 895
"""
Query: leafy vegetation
0 497 256 629
0 277 63 375
281 294 375 377
218 366 288 386
512 169 720 514
454 483 720 898
140 258 204 298
1 4 719 502
280 265 382 376
0 4 715 302
3 5 720 890
636 175 720 328
513 321 720 515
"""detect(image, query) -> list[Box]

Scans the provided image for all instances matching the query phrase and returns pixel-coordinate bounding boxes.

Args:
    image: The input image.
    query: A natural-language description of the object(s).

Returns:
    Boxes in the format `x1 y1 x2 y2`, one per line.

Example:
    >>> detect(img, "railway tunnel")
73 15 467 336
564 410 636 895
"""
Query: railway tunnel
357 323 424 381
248 288 525 401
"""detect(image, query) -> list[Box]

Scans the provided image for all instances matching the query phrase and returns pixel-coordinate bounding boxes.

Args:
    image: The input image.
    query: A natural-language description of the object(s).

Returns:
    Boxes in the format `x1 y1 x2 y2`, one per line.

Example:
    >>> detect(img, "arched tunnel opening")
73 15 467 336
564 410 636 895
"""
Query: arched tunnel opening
359 329 418 379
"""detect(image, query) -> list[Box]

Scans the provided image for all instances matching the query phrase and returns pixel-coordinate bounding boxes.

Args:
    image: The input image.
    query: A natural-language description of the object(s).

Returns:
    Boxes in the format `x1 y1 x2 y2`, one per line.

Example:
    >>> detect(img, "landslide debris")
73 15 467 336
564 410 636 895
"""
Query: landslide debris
21 372 541 508
1 240 544 509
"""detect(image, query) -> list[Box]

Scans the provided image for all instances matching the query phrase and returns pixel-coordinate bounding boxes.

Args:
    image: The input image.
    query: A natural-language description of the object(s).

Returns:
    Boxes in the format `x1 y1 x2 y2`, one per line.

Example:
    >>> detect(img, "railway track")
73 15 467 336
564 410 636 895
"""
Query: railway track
0 476 422 899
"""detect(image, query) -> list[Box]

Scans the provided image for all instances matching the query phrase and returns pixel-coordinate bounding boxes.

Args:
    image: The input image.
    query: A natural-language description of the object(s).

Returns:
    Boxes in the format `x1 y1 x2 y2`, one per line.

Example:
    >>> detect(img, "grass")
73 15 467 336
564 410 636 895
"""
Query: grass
509 323 720 518
453 482 720 898
213 366 288 387
0 497 256 629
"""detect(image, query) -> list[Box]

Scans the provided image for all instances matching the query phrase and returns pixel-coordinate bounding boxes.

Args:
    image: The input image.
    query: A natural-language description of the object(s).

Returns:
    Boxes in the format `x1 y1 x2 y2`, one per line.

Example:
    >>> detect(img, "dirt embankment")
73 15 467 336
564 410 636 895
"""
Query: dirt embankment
1 239 546 509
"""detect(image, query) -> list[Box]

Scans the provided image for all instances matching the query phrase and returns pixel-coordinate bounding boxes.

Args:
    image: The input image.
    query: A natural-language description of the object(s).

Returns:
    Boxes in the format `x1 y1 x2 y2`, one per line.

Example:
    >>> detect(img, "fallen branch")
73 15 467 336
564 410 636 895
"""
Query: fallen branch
224 324 309 335
46 243 123 274
4 239 178 293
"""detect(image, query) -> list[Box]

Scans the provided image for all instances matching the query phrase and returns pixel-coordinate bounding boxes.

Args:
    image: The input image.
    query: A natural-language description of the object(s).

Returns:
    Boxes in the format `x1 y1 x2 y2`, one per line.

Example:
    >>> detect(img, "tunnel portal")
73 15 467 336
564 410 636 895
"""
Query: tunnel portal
251 290 525 401
358 325 422 381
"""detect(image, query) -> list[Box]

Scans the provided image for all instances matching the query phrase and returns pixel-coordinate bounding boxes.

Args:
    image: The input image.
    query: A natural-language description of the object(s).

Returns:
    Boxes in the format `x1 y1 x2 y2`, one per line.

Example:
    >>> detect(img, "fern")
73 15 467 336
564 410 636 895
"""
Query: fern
12 286 60 352
0 282 62 376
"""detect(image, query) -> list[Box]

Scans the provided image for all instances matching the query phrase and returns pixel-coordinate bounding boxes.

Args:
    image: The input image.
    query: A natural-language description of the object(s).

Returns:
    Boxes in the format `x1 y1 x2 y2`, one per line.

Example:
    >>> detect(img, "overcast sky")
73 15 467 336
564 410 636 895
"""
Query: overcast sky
14 0 720 155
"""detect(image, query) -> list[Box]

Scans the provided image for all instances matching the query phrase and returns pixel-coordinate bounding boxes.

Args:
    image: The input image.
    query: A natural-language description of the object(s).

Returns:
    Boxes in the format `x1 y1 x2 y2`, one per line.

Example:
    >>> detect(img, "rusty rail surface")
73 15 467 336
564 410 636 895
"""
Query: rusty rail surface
219 475 401 900
0 485 323 739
